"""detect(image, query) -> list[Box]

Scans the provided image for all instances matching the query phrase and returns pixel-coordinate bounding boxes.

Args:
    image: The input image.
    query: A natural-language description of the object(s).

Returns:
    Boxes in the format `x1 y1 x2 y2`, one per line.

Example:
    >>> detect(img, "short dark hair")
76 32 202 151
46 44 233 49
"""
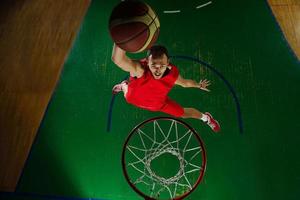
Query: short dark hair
147 45 169 59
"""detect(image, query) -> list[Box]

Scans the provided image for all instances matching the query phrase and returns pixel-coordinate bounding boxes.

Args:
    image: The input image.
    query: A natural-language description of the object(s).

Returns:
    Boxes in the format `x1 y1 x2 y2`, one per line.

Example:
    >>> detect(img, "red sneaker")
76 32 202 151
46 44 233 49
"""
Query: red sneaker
205 112 220 132
112 80 128 94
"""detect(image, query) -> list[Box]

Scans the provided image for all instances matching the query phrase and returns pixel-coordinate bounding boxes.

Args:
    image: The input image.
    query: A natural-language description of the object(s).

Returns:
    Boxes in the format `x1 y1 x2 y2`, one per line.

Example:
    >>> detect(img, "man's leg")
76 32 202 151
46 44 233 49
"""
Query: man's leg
160 99 220 132
182 108 221 133
182 108 203 119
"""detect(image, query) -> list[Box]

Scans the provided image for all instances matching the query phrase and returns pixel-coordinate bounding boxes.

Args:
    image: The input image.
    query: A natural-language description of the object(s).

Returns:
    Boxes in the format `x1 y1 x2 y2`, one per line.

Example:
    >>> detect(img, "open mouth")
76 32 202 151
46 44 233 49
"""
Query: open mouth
154 72 161 77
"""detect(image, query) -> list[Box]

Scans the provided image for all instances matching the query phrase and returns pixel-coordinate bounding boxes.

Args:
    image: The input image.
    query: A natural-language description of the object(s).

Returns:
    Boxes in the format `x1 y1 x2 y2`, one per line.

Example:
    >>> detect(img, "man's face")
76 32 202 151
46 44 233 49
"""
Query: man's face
147 54 169 79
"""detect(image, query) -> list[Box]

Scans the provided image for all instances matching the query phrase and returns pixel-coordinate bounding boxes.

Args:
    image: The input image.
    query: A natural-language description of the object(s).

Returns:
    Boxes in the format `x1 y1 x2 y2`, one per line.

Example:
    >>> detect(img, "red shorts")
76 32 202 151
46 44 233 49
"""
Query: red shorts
126 94 184 117
160 98 184 117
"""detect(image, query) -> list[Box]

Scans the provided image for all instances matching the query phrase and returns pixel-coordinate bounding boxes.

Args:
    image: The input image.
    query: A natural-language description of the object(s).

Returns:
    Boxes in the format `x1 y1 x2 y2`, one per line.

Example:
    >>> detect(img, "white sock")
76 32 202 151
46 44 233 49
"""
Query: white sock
200 114 208 122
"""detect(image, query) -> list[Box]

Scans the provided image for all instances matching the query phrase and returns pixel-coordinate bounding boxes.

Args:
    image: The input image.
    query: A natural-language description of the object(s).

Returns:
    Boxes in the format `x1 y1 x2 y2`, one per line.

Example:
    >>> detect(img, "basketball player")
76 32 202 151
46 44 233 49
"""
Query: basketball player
111 44 220 132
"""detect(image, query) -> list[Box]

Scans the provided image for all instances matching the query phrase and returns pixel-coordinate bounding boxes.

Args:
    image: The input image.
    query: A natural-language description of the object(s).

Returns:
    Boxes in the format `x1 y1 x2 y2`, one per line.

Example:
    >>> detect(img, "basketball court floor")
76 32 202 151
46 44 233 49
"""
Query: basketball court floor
1 0 300 199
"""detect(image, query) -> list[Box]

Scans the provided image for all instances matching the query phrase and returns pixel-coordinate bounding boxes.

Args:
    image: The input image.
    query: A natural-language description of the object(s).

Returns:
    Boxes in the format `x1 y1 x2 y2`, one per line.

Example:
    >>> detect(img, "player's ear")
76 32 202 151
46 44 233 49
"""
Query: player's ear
147 54 152 61
167 57 170 65
167 59 171 69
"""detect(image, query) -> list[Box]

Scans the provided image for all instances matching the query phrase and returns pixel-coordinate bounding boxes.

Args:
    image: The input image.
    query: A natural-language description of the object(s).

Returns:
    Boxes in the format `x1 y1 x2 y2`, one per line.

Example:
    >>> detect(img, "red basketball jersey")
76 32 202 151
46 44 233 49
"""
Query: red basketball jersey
125 59 179 111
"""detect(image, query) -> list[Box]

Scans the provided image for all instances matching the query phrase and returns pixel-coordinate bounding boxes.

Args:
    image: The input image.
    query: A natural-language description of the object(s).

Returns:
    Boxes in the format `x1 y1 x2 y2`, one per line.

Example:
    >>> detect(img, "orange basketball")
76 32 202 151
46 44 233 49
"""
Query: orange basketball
109 1 160 53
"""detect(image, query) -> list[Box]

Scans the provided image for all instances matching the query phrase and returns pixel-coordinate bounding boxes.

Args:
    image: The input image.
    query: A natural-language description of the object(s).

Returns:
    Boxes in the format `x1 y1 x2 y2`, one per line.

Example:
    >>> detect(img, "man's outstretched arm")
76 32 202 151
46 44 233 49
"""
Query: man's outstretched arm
175 75 210 92
111 44 144 77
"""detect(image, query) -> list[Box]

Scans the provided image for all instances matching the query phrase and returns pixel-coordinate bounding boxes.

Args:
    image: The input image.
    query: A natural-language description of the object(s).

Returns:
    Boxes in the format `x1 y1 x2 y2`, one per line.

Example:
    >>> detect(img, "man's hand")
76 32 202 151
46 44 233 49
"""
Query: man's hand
199 79 210 92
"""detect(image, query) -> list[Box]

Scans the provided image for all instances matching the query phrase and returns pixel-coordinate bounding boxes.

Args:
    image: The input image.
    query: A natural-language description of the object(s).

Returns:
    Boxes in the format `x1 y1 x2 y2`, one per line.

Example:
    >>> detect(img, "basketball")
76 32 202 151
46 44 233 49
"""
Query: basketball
109 0 160 53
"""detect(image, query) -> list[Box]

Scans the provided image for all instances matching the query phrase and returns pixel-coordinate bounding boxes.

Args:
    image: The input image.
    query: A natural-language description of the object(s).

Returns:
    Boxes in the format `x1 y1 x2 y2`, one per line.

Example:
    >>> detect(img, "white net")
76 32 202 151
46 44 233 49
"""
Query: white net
123 118 206 200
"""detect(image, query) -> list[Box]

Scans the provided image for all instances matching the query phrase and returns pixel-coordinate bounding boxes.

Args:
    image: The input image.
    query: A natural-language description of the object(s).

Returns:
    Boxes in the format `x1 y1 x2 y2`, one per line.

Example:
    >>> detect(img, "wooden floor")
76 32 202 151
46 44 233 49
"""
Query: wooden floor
0 0 298 193
0 0 90 191
268 0 300 60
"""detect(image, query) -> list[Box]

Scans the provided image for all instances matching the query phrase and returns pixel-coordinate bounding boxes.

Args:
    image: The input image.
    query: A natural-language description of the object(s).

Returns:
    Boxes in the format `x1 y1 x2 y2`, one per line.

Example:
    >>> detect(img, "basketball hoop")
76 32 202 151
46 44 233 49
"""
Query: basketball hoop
122 117 206 200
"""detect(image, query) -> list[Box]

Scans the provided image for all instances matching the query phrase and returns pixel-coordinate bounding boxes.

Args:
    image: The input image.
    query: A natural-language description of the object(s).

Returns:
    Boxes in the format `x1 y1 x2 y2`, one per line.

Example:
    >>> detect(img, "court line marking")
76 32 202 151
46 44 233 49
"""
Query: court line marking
163 10 181 14
0 191 107 200
171 55 243 134
196 1 212 9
